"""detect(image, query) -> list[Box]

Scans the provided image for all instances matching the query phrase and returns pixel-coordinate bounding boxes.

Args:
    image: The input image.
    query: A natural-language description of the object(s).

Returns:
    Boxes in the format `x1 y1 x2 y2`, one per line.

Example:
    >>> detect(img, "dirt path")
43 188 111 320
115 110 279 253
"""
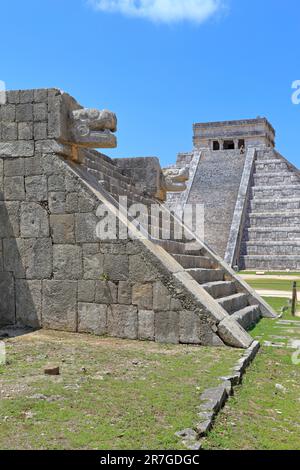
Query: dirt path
241 274 300 281
256 289 293 298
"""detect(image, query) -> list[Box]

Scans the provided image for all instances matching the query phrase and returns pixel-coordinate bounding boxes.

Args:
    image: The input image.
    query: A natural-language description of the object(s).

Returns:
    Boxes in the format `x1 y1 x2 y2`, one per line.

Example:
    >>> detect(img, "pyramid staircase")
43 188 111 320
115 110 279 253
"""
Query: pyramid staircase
64 149 277 348
240 149 300 270
157 239 264 332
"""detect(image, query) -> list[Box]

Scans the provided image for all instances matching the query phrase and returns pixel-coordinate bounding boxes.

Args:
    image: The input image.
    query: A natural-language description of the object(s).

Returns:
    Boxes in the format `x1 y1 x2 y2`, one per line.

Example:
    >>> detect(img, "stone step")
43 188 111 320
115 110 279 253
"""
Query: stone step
250 198 300 212
84 152 132 180
174 254 214 269
252 184 300 199
231 305 261 331
217 293 249 315
241 255 300 270
242 241 300 256
84 166 156 207
201 281 237 299
253 171 298 186
255 152 280 161
249 211 300 227
186 268 225 284
246 226 300 241
83 157 128 182
255 159 289 172
155 240 202 255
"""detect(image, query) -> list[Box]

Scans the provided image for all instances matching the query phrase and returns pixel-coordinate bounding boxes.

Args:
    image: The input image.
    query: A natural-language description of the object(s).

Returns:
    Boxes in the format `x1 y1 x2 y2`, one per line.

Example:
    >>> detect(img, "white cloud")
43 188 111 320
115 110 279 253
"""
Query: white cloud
89 0 223 24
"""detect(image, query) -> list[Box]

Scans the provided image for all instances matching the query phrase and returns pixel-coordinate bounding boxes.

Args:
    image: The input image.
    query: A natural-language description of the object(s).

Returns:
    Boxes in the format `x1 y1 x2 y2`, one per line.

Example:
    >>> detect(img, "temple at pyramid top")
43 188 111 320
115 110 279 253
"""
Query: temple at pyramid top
193 118 276 151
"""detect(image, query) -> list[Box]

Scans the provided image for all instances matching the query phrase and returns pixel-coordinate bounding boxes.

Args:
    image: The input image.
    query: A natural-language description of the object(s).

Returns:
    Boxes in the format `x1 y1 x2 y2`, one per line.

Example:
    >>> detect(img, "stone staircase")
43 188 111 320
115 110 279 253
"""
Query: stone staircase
240 149 300 270
158 240 262 331
72 150 276 338
80 149 157 207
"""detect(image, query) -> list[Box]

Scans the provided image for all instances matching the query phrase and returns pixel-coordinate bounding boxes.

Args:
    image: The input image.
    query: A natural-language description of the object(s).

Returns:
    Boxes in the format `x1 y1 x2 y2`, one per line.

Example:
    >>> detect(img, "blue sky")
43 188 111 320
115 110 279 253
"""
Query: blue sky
0 0 299 166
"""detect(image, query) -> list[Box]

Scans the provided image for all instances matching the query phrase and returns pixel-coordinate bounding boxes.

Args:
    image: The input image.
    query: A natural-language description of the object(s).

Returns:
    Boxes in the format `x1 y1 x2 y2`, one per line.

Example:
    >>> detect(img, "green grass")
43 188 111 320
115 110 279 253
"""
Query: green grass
202 294 300 450
246 278 298 292
0 330 241 450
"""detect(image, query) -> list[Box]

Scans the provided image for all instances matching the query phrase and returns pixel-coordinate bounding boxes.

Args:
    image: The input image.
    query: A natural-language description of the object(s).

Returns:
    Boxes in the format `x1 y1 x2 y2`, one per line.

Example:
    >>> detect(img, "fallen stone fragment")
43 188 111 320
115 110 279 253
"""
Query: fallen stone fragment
275 383 287 393
220 373 241 386
199 383 228 413
29 394 47 400
44 366 60 376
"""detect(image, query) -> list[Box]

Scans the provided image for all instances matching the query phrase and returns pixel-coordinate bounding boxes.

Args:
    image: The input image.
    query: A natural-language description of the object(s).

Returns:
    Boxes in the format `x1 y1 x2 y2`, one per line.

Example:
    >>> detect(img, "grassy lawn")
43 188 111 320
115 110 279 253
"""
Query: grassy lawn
202 297 300 450
0 330 241 450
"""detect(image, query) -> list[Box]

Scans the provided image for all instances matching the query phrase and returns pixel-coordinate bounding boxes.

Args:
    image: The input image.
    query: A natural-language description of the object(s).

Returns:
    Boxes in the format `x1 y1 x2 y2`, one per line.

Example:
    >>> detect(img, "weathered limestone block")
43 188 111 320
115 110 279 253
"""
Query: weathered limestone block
3 239 27 278
34 89 48 103
3 238 52 279
132 283 153 310
18 122 33 140
78 191 98 213
0 201 20 238
129 255 156 283
42 281 77 332
19 90 34 104
2 122 17 140
50 214 75 244
78 280 95 303
20 203 49 238
0 104 16 121
0 141 34 157
117 281 132 305
34 122 47 140
83 243 100 255
83 252 104 280
0 159 3 197
179 311 201 344
217 317 253 349
16 104 33 122
138 310 155 341
153 281 171 311
107 305 138 339
65 192 79 213
25 176 48 202
33 102 48 121
16 280 42 328
48 174 65 192
24 156 42 176
25 238 53 280
103 254 129 281
53 245 82 280
114 157 164 200
0 272 15 326
75 213 99 243
48 192 66 214
4 158 25 176
155 311 179 344
78 303 107 335
0 240 3 271
95 281 118 304
4 176 25 201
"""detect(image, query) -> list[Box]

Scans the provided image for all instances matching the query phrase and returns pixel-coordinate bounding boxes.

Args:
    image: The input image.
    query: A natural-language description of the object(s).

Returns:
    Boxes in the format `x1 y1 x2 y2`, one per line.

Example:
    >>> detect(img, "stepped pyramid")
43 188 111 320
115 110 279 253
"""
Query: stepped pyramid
0 90 275 349
241 149 300 270
166 118 300 271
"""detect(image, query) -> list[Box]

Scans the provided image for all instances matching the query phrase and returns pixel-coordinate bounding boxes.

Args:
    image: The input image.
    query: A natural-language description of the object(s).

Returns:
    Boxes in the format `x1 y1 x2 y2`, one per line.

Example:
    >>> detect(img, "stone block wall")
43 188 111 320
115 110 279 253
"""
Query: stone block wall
0 88 219 345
